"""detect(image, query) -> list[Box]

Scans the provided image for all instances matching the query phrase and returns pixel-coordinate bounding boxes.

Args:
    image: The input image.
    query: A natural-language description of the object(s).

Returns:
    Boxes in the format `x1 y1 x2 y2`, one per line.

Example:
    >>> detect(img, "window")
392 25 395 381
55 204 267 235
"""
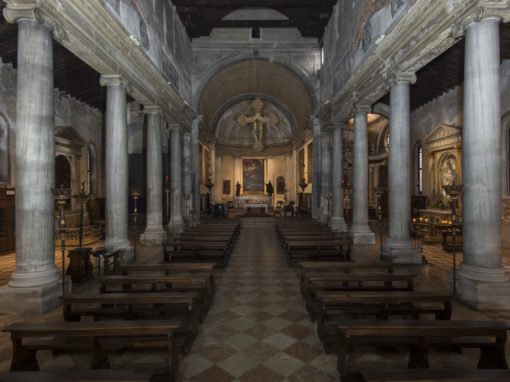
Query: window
415 142 423 193
384 131 390 152
251 27 260 39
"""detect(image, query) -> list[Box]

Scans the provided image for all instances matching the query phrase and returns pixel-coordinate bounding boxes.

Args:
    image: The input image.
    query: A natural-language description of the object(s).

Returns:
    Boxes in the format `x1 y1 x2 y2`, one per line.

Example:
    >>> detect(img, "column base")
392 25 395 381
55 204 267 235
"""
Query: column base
0 281 62 314
454 264 510 309
140 226 166 246
105 238 134 263
330 217 348 232
8 267 60 288
382 238 423 264
350 225 375 245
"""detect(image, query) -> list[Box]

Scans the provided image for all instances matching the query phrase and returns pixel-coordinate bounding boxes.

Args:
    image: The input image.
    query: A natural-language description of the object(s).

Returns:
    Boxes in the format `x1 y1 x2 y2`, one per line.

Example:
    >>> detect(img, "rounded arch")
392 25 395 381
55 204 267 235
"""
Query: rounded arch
194 55 319 113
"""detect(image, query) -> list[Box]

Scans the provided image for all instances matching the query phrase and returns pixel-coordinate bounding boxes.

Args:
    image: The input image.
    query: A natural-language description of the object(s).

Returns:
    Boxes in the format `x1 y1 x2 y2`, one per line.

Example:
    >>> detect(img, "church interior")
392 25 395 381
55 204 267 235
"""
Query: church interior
2 0 510 380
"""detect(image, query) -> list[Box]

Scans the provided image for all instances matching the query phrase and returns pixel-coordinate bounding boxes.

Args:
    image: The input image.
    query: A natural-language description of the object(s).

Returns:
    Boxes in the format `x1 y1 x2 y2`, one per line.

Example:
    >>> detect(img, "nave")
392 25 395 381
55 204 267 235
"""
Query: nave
1 218 509 381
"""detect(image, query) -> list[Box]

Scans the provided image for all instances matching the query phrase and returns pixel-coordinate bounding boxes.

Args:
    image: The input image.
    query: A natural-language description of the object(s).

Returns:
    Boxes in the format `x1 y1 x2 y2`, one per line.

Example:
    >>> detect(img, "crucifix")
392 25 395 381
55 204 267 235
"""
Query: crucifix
237 98 279 151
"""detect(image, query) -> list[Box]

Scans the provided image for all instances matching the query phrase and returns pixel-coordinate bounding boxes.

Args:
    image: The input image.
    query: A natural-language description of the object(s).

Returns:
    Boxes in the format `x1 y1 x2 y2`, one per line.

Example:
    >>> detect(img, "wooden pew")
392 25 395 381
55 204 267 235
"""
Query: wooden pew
99 274 213 321
2 320 181 381
302 272 416 320
334 320 510 378
0 370 154 381
362 369 510 382
162 241 231 267
285 239 352 263
63 292 200 352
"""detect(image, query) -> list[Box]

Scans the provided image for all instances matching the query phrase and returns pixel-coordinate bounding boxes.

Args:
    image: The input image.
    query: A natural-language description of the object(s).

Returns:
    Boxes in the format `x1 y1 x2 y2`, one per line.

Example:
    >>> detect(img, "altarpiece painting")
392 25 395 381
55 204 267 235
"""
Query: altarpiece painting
243 159 264 193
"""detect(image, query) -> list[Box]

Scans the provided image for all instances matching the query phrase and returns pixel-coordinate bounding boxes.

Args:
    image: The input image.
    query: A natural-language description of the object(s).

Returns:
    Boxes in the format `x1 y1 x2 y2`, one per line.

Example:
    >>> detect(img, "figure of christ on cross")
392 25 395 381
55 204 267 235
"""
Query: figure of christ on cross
237 98 279 148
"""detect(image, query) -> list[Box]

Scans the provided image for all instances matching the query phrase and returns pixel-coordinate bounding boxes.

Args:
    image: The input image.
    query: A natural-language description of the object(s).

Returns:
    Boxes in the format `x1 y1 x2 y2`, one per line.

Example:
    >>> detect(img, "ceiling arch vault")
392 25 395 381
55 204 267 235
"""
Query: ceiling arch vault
198 58 315 149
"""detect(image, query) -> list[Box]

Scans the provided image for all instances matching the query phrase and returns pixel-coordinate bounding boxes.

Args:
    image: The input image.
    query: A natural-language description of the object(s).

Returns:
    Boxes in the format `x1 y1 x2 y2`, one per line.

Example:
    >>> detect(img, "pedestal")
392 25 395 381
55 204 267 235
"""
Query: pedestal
140 227 166 245
350 227 376 245
0 282 62 314
382 238 422 264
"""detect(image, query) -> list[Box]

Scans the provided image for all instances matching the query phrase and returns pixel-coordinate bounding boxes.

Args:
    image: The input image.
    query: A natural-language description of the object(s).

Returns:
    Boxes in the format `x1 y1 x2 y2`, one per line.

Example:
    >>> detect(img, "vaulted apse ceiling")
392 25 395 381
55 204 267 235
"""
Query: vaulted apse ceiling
198 59 314 141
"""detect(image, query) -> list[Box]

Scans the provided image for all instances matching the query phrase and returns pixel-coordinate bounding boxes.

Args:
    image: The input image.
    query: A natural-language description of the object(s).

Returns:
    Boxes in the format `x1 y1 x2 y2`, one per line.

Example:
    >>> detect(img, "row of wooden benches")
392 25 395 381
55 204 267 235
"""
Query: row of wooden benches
298 260 510 381
2 220 230 381
162 219 240 268
275 218 352 265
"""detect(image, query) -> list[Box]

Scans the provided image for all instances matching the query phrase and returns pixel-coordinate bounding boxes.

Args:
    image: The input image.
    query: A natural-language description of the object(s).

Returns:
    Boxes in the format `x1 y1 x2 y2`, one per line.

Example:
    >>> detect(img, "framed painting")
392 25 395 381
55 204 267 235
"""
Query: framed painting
223 180 231 195
243 159 265 193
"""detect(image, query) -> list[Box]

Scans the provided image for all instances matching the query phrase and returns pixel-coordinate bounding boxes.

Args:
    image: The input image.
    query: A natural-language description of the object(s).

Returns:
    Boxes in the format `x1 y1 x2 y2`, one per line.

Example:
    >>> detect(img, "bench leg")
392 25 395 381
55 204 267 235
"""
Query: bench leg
90 338 110 369
408 344 429 369
336 340 354 377
10 337 38 371
478 341 508 369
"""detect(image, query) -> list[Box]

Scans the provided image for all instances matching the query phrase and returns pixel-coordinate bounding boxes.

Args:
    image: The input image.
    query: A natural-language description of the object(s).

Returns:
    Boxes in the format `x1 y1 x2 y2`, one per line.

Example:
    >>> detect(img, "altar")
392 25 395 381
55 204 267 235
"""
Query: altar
235 195 272 214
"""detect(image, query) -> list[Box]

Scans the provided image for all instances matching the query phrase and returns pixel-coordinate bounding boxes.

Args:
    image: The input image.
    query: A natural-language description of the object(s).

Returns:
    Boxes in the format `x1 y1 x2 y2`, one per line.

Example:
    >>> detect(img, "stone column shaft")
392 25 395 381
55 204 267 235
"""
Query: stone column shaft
169 125 184 233
101 74 132 261
330 124 348 232
8 11 60 289
191 117 202 226
382 74 421 263
182 132 192 223
351 109 375 244
457 17 510 308
310 116 321 220
140 106 165 245
320 131 332 224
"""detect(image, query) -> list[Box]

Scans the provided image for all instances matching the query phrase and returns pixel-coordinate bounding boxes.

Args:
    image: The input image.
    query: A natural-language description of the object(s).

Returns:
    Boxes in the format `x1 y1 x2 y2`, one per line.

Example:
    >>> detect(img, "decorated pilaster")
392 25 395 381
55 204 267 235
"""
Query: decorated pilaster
140 106 165 245
455 7 510 309
330 123 348 232
351 106 375 244
169 124 184 233
319 129 332 224
191 116 202 226
310 116 321 220
101 74 133 262
382 73 421 264
0 5 61 314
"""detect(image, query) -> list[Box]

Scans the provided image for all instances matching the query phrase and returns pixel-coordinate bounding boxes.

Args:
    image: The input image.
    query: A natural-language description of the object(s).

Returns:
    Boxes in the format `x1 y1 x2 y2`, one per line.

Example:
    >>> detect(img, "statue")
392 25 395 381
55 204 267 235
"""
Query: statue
235 181 242 197
266 181 274 196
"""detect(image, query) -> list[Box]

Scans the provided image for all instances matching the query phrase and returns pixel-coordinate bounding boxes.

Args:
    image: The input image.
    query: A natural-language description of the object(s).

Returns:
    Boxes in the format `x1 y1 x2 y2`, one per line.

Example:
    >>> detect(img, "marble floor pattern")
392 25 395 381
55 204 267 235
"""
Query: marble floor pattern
0 218 510 380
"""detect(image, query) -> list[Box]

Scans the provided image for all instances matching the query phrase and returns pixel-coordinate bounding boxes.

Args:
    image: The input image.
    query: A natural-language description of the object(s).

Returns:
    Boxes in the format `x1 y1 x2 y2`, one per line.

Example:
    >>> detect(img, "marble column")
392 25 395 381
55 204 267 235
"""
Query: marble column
182 132 192 224
330 123 348 232
320 130 332 224
169 124 184 233
101 74 133 262
382 73 421 264
140 106 165 245
457 16 510 309
191 116 202 226
310 116 321 220
0 5 61 314
351 107 375 244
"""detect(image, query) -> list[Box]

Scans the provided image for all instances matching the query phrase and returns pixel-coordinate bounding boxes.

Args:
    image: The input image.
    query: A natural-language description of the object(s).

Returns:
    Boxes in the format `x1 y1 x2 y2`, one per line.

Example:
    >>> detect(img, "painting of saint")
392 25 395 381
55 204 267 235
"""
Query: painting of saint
243 159 265 193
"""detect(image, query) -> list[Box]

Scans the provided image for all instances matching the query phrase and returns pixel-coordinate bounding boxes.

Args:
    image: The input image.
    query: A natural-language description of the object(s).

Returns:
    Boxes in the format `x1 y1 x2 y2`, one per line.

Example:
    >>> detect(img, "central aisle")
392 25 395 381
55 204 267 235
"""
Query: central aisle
178 220 337 381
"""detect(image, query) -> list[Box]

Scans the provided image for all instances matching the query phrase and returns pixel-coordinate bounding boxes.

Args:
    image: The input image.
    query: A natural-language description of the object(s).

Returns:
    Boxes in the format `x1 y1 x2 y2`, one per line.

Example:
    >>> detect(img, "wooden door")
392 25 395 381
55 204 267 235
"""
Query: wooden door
0 188 15 254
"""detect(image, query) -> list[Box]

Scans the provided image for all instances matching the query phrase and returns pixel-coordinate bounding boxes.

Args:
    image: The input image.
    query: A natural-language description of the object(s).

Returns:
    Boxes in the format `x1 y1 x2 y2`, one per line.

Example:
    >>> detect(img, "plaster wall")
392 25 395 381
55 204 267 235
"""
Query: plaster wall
103 0 192 103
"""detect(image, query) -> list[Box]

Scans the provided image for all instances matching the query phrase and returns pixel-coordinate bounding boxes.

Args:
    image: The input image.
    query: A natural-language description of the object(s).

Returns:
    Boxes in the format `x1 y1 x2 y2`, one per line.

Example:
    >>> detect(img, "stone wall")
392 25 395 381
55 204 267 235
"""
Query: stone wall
0 61 104 196
103 0 192 103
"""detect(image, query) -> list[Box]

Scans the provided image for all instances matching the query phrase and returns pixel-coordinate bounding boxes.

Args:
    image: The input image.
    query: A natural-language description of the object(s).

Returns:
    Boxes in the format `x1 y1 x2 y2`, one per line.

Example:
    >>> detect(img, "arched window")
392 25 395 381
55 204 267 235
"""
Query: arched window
384 130 390 152
0 113 9 183
415 142 423 193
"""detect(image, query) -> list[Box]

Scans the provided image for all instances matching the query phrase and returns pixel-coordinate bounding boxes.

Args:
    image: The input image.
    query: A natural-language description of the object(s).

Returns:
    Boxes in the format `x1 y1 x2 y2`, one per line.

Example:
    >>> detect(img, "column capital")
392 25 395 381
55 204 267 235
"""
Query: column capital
168 123 181 132
143 105 160 115
353 104 372 114
388 72 417 86
3 4 68 42
452 4 509 38
100 74 130 90
191 115 204 132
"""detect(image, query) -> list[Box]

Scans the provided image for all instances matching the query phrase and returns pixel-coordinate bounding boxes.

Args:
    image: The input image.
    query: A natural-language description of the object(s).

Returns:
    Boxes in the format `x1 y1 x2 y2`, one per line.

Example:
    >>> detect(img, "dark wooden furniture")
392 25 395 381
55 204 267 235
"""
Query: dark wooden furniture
335 320 510 378
163 241 231 268
2 320 181 380
362 369 510 381
285 239 352 263
0 370 154 381
66 247 93 282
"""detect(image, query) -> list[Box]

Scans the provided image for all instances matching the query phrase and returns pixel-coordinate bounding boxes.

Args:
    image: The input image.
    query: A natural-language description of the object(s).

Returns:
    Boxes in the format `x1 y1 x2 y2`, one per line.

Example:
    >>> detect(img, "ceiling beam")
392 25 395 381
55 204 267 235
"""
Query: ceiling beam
197 19 328 28
173 0 335 9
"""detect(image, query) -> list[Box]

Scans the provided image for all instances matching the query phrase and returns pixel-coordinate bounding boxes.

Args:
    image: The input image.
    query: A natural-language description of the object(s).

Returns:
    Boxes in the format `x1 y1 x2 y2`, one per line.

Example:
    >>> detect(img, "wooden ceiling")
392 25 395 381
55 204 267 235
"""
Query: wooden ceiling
172 0 336 39
379 23 510 111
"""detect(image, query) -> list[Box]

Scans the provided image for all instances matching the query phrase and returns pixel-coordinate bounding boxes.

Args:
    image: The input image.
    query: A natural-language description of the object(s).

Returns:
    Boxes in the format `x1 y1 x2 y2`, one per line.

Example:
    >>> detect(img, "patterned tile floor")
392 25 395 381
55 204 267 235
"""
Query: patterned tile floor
0 218 510 380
